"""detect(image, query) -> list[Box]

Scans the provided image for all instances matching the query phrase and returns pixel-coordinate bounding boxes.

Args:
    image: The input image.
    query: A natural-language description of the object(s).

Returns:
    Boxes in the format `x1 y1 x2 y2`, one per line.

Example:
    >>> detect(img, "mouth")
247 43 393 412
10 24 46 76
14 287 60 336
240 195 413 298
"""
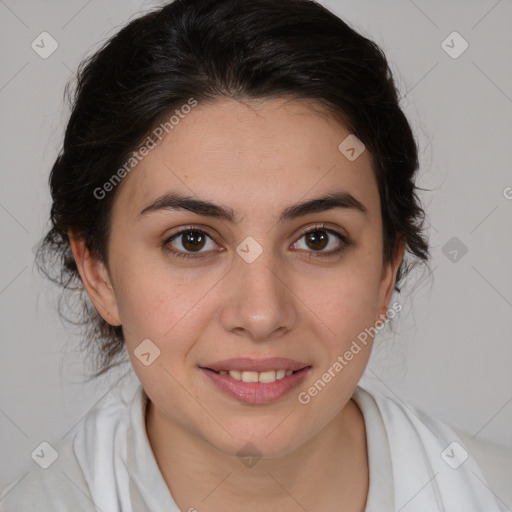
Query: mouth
198 358 311 404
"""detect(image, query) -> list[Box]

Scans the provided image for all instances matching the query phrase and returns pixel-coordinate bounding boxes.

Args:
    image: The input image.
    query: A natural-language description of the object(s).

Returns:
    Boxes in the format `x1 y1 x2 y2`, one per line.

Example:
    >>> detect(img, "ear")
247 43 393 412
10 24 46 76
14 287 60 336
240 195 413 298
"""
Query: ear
376 236 405 321
68 231 122 326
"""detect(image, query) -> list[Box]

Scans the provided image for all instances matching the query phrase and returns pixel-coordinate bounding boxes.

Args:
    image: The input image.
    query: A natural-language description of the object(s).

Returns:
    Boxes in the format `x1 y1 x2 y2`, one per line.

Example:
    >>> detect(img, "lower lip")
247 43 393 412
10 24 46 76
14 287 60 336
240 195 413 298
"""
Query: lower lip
200 367 311 404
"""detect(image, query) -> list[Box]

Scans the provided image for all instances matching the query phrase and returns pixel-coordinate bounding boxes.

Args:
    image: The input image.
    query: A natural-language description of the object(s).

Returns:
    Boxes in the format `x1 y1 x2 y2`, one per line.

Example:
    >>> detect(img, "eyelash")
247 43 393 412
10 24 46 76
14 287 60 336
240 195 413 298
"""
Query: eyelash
162 223 350 260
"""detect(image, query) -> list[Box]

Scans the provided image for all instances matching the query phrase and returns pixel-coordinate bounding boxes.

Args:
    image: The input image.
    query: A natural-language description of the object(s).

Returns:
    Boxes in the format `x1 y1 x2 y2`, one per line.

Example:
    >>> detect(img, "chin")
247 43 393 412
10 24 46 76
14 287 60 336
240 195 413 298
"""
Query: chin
205 420 306 461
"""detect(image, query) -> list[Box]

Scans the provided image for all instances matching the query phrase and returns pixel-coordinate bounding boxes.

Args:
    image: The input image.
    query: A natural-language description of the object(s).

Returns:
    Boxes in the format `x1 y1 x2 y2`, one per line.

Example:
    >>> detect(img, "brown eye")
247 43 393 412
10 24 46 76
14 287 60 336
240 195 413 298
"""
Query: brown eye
181 230 206 251
292 226 348 257
304 230 328 251
164 229 217 258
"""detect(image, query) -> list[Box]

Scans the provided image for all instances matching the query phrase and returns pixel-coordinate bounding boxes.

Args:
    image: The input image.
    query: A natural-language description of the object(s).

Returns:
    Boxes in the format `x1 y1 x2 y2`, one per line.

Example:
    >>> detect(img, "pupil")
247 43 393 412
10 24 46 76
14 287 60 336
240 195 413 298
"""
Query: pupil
183 231 205 251
307 230 328 251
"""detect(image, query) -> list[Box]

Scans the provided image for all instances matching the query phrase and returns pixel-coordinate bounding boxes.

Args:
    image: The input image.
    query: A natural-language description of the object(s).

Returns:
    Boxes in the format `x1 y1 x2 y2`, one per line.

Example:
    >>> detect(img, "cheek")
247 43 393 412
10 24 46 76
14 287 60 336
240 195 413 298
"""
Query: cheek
295 268 381 419
114 261 218 357
118 283 189 340
310 257 383 343
331 284 380 338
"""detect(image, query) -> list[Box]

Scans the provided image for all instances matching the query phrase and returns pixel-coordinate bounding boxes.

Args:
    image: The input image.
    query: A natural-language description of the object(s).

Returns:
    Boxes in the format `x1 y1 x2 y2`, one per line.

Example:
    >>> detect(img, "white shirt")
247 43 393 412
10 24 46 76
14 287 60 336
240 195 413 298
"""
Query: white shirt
1 370 510 511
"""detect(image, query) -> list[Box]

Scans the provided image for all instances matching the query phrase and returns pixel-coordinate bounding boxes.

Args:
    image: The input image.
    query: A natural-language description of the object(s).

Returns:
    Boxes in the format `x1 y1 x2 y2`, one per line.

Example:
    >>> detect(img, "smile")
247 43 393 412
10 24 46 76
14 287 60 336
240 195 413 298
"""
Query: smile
199 360 311 404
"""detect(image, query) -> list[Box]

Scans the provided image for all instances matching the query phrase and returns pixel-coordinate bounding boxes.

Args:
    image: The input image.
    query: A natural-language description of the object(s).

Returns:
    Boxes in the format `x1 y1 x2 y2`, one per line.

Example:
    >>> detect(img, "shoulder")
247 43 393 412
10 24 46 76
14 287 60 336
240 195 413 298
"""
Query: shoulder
0 433 96 512
452 426 512 509
0 370 141 512
354 385 511 511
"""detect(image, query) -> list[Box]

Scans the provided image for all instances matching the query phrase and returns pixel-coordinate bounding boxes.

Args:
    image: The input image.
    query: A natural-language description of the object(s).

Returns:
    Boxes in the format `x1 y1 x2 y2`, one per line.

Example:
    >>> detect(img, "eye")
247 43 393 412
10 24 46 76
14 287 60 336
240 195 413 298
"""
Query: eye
291 224 349 257
163 228 218 259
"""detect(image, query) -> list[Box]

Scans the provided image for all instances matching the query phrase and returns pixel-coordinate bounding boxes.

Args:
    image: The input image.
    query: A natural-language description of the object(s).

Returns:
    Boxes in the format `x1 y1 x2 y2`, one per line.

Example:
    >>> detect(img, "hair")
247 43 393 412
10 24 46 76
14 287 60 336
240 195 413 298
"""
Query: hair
36 0 430 378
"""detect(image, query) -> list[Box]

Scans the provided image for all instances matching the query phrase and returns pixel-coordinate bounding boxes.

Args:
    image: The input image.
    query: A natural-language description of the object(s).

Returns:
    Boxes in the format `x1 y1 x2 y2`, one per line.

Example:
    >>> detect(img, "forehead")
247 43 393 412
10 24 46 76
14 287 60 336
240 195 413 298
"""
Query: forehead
115 98 380 222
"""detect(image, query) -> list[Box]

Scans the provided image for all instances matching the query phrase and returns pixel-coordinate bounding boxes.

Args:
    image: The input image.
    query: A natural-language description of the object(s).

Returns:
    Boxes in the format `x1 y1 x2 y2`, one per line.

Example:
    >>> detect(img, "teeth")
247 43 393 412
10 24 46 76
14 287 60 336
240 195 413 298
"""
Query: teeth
242 371 259 383
258 370 276 383
223 369 296 383
229 370 242 380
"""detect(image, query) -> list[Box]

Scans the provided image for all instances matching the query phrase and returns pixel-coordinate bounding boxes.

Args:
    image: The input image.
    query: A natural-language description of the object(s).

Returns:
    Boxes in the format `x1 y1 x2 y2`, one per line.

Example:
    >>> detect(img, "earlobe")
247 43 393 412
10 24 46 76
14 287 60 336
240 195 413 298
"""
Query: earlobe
68 231 122 326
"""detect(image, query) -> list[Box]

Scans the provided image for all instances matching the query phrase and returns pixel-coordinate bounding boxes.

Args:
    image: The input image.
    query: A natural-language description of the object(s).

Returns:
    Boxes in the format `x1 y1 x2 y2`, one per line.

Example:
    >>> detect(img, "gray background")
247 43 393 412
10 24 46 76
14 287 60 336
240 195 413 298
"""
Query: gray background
1 0 511 488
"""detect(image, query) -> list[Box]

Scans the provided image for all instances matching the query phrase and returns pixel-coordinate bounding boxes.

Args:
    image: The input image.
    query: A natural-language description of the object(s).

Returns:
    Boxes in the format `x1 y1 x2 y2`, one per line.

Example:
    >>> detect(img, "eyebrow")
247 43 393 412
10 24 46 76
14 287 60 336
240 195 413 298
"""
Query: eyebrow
138 191 368 224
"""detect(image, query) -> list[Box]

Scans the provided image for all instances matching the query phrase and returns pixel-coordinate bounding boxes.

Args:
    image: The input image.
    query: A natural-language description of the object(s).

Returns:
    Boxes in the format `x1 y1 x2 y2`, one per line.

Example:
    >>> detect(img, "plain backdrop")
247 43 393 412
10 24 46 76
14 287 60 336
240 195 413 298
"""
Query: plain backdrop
1 0 511 488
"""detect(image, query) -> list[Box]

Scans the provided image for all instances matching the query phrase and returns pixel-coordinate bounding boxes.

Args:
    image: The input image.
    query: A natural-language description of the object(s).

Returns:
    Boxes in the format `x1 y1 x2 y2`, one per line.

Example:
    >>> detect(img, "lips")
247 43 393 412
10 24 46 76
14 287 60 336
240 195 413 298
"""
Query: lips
199 357 311 404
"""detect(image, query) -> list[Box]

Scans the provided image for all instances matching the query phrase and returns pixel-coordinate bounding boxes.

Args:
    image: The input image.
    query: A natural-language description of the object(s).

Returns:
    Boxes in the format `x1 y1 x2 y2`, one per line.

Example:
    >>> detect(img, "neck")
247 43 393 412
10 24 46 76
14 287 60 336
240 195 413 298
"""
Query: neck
145 397 369 512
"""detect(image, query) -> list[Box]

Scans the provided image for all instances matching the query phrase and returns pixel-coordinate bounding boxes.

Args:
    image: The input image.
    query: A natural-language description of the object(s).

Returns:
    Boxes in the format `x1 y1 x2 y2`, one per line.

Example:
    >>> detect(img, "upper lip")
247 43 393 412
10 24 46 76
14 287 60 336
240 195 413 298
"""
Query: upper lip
201 358 310 373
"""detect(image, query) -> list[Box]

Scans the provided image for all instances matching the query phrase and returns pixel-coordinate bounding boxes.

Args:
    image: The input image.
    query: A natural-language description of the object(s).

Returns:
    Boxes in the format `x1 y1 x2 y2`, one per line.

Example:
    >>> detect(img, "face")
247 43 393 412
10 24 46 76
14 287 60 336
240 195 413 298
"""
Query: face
72 97 403 458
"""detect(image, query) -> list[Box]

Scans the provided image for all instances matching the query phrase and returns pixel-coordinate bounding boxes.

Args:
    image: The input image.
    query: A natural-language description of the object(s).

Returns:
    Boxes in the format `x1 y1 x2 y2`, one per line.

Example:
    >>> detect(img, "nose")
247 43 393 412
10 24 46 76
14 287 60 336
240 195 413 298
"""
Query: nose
219 245 298 342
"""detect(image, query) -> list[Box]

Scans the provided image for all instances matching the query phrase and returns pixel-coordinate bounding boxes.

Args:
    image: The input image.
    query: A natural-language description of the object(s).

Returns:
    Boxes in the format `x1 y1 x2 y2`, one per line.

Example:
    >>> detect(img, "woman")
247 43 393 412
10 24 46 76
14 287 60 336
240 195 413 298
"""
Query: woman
0 0 509 510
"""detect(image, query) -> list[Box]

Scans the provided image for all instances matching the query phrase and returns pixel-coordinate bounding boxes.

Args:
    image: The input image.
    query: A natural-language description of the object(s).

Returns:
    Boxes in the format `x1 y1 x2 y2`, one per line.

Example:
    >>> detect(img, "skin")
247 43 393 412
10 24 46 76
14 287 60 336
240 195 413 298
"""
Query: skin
70 97 404 511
